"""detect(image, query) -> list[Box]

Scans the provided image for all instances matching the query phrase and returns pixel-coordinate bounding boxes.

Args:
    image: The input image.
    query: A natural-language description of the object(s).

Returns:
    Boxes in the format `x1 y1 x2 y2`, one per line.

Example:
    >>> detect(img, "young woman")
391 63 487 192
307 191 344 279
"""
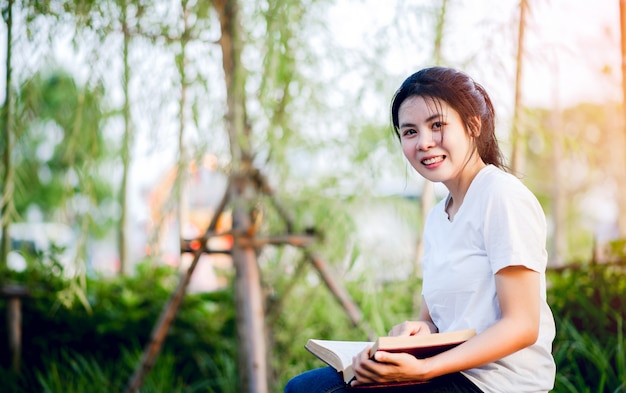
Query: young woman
284 67 556 393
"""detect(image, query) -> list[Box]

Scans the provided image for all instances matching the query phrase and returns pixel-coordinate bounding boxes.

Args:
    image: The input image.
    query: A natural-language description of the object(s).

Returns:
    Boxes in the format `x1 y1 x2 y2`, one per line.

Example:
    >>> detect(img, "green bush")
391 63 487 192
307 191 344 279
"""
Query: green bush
548 264 626 339
552 318 625 393
0 258 238 392
32 349 224 393
548 263 626 392
2 251 625 392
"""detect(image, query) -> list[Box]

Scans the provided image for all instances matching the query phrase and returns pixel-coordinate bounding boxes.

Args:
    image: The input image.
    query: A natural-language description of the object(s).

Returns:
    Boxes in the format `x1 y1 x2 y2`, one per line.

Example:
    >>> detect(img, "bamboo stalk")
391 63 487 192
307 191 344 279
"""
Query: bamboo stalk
1 0 14 268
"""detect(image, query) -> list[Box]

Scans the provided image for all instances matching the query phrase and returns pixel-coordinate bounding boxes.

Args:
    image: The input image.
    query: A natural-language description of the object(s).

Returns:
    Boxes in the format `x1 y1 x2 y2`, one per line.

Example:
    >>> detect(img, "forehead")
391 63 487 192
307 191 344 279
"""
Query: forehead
399 95 449 118
398 95 463 126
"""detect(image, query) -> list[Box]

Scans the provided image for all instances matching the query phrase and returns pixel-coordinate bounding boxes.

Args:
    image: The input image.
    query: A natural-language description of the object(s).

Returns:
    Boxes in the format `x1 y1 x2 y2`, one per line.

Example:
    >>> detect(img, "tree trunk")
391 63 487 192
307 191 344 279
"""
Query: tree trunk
432 0 447 66
1 0 13 269
549 80 566 267
231 179 268 393
214 0 250 164
176 0 190 260
619 0 626 238
118 0 132 275
213 1 269 391
510 0 528 175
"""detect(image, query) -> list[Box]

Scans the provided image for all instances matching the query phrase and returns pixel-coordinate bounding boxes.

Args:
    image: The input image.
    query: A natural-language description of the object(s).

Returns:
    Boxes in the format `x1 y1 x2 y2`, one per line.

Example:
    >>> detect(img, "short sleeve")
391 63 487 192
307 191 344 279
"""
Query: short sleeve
483 180 548 274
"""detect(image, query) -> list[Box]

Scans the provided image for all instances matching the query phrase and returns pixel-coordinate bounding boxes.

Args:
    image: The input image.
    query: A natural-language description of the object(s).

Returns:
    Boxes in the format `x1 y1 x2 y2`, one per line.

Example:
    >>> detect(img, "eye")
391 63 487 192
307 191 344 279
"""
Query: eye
432 121 445 131
402 128 417 137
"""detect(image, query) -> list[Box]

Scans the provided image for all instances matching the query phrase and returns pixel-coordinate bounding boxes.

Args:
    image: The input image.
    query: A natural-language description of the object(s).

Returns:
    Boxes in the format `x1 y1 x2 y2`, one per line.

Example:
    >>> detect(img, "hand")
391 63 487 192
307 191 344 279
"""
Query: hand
388 320 437 337
350 346 430 386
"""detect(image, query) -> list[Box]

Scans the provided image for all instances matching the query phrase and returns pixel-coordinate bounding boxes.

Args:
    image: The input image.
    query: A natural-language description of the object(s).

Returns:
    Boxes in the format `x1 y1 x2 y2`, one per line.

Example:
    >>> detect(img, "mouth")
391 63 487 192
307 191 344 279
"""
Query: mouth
421 156 445 166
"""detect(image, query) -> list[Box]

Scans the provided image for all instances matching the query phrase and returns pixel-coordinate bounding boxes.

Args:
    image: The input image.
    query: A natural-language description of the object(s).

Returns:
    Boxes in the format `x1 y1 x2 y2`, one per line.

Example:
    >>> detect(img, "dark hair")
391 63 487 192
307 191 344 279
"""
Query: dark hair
391 66 505 169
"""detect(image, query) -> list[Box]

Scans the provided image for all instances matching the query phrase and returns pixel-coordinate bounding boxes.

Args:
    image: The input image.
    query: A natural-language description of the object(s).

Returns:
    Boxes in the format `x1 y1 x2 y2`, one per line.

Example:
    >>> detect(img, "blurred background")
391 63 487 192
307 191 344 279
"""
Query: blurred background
1 1 625 392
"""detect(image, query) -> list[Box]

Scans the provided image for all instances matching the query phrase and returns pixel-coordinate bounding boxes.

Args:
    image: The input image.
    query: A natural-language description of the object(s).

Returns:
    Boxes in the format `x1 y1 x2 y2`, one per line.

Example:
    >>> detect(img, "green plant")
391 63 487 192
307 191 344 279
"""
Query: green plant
4 242 625 392
549 264 626 393
548 265 626 340
36 351 116 393
0 258 238 391
553 317 625 393
31 348 216 393
606 239 626 263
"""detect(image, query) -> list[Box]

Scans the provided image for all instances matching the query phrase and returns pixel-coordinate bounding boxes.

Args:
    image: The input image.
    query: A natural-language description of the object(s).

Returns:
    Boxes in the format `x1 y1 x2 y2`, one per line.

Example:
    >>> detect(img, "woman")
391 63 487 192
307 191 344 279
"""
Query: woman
285 67 556 393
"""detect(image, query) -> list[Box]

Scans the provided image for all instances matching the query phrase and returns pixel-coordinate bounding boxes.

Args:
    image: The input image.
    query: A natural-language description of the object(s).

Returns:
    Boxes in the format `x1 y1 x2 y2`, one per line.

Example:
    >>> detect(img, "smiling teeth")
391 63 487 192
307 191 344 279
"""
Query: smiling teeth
422 156 443 165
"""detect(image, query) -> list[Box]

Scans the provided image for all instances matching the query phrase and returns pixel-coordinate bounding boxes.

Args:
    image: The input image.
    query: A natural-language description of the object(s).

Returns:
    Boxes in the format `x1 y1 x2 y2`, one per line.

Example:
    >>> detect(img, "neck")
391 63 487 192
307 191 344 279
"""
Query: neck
444 159 486 220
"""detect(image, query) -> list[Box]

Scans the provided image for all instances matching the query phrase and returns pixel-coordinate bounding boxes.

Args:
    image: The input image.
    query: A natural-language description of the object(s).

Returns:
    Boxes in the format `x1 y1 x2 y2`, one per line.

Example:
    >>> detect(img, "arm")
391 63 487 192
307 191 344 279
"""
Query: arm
419 265 540 378
352 265 540 384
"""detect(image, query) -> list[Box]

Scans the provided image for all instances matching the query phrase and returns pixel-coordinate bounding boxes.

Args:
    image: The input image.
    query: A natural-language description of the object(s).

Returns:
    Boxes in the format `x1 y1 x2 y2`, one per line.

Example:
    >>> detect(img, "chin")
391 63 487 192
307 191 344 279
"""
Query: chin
416 169 444 183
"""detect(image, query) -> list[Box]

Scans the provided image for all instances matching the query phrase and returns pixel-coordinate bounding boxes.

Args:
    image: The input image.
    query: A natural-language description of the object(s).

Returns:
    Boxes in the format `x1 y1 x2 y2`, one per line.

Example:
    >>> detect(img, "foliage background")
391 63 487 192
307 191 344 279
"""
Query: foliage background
1 0 625 392
0 253 624 392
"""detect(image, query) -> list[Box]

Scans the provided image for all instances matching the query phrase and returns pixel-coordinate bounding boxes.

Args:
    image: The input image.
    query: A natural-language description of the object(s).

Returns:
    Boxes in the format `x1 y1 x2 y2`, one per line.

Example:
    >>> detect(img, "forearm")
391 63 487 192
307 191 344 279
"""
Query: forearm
421 316 538 379
364 269 542 383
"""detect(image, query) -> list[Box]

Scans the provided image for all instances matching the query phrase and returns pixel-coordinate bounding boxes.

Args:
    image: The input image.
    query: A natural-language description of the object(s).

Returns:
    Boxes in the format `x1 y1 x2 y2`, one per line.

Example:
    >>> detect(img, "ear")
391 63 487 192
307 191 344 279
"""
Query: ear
467 116 481 137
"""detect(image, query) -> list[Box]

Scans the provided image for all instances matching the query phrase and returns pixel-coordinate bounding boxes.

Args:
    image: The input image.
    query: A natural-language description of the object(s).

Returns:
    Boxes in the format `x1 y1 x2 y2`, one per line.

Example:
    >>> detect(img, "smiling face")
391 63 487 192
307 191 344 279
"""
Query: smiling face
398 95 485 191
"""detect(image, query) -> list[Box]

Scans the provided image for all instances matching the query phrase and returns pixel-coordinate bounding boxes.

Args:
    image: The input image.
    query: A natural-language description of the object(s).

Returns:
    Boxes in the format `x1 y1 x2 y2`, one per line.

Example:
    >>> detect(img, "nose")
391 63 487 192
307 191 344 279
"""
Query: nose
417 130 436 150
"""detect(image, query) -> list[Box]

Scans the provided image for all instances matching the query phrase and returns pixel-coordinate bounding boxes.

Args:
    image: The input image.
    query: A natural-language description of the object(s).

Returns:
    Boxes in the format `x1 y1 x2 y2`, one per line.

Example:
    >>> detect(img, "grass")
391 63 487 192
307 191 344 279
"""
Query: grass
0 348 238 393
3 259 624 392
553 316 626 393
22 286 624 393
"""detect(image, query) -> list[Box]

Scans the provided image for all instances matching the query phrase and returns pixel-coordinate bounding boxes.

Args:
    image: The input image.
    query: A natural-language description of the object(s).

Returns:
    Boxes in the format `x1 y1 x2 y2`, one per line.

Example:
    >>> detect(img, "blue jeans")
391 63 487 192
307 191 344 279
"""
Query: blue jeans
284 367 484 393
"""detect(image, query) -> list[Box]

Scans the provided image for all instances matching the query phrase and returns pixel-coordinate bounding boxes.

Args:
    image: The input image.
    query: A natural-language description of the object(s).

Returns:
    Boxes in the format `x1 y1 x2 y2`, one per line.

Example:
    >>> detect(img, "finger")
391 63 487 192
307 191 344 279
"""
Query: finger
373 351 406 366
390 321 420 336
353 362 377 384
353 351 382 382
389 322 410 336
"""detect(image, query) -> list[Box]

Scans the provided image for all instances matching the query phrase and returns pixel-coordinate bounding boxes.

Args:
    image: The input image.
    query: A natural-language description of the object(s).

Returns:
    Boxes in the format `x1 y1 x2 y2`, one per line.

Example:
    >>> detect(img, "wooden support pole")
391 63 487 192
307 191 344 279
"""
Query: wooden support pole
1 285 29 374
252 166 372 336
182 234 315 252
124 250 203 393
303 251 363 328
7 296 21 372
124 184 231 393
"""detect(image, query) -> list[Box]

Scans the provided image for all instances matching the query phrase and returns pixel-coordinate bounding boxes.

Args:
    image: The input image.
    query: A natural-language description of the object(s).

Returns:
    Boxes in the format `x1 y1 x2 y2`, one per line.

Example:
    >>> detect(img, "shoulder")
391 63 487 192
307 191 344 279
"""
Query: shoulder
471 166 545 225
476 166 537 202
476 165 524 188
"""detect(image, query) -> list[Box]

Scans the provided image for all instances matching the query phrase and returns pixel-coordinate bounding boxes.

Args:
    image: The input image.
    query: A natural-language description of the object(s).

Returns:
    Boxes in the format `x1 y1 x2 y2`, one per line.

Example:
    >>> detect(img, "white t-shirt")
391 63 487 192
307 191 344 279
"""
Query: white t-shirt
421 165 556 393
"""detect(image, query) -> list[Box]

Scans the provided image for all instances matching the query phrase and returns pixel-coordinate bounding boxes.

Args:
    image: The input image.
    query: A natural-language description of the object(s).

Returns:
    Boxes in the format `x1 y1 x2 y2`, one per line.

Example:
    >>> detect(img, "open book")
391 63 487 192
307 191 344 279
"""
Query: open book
305 328 476 384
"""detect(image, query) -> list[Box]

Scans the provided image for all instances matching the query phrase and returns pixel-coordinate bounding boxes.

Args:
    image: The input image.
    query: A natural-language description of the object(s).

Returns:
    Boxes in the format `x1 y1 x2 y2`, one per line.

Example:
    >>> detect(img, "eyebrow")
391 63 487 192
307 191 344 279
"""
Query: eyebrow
399 113 442 129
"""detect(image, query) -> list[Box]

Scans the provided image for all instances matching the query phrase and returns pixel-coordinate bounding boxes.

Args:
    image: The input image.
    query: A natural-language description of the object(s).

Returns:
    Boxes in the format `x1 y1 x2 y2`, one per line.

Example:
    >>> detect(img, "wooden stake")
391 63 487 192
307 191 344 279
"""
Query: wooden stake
124 184 231 393
1 285 29 374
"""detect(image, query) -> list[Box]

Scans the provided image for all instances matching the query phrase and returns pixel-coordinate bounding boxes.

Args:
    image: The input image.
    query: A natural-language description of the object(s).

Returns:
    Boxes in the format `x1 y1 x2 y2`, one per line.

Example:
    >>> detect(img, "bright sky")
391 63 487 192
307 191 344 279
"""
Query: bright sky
329 0 621 113
521 0 620 107
1 0 620 126
2 0 621 151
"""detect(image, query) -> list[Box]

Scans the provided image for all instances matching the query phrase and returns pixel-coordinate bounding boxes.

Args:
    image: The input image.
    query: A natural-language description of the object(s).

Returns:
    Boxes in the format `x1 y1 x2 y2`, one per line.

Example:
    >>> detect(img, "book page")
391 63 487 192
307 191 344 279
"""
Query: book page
306 340 372 370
